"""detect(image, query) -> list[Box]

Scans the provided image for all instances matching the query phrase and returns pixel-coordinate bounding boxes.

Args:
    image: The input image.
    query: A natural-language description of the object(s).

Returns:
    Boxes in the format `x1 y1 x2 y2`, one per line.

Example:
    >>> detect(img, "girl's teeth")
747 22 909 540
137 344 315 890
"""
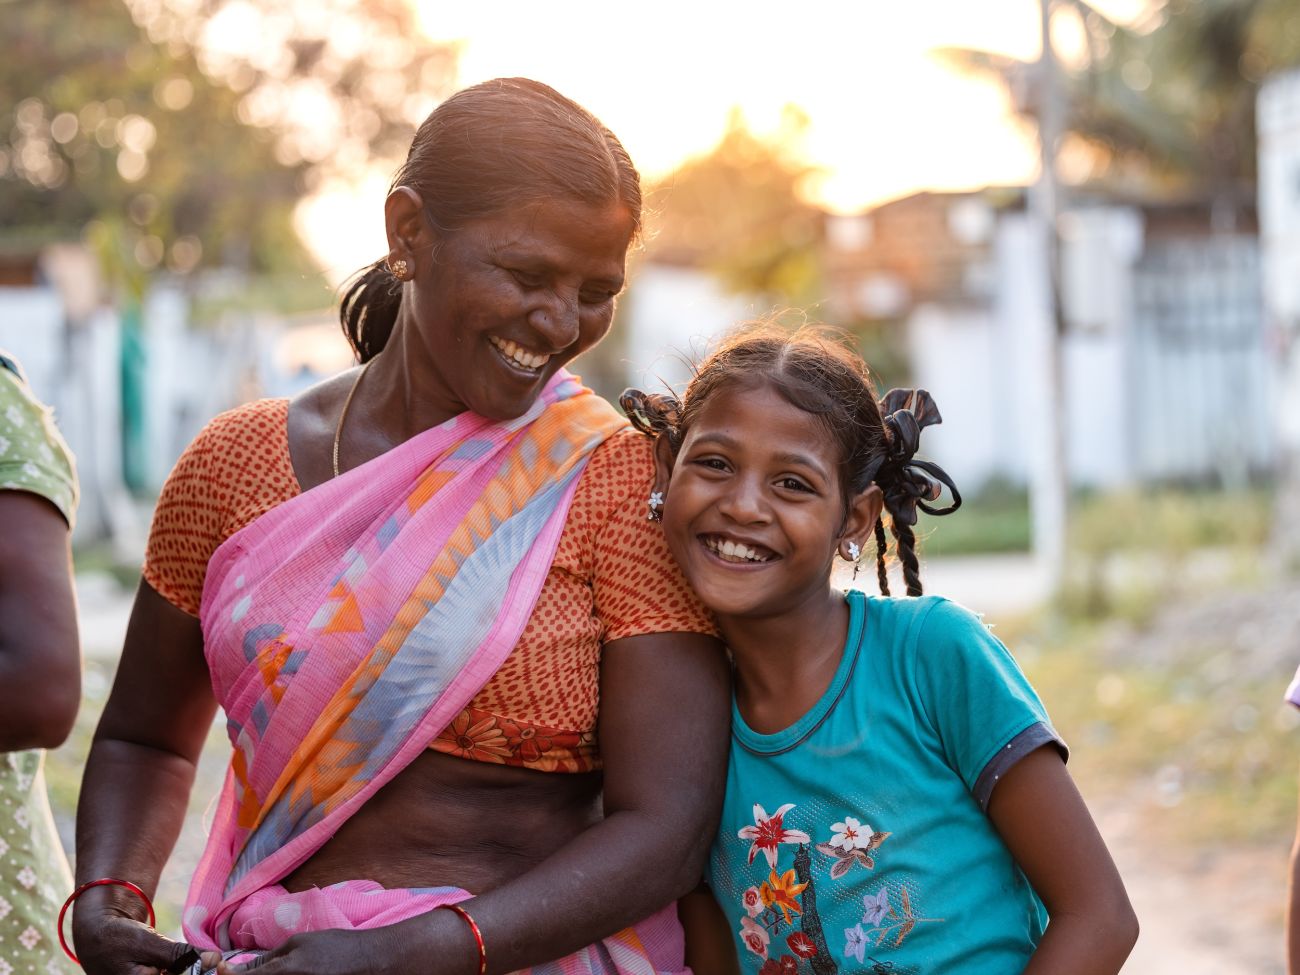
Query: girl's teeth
707 537 769 563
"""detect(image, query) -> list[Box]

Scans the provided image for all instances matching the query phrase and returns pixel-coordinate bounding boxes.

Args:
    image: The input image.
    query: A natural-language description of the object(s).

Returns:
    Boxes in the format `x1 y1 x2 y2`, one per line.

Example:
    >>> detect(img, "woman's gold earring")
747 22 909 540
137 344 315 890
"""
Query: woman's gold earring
389 258 410 280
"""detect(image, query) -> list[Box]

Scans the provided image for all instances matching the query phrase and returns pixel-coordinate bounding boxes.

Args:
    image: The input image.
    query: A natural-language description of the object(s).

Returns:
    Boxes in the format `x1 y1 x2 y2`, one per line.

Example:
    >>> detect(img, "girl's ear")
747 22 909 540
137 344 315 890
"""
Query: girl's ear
651 434 676 499
839 483 884 559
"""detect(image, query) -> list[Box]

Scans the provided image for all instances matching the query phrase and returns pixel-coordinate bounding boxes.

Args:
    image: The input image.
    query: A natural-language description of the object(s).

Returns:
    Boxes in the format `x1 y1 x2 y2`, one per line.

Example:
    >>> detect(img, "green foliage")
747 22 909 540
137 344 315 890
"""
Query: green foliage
937 0 1300 209
0 0 309 279
644 108 825 305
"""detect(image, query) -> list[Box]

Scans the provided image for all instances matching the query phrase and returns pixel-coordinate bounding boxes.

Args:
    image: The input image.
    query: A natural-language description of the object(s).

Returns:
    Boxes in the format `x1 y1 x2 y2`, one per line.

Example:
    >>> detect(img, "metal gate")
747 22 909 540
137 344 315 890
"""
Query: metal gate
1129 235 1273 484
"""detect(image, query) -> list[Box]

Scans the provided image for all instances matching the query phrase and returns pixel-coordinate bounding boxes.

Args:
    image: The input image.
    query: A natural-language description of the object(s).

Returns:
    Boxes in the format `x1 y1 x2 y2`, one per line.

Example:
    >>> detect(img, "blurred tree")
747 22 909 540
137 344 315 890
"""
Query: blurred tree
937 0 1300 224
1 0 305 281
643 107 825 305
0 0 457 285
124 0 458 179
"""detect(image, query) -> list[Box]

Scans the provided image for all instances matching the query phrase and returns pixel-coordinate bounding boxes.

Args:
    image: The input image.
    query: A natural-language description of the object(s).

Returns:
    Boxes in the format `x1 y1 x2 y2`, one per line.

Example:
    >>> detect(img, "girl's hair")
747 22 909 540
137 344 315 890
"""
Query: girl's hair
339 77 643 363
621 324 960 597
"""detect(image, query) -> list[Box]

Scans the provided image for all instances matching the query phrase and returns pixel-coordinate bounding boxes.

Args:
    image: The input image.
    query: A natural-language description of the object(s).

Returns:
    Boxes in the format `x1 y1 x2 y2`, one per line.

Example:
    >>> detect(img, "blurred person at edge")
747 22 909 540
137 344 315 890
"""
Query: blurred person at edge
1287 667 1300 974
0 351 81 975
69 78 729 975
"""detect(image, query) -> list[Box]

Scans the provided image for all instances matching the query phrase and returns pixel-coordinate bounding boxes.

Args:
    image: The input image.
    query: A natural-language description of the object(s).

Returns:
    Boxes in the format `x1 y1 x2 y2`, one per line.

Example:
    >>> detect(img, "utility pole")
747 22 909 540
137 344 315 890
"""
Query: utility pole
1030 0 1070 594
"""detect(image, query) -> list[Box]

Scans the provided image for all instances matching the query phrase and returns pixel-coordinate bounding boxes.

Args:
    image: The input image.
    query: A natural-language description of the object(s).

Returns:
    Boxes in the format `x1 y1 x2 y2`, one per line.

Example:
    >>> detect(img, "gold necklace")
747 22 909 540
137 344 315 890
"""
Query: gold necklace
331 360 372 478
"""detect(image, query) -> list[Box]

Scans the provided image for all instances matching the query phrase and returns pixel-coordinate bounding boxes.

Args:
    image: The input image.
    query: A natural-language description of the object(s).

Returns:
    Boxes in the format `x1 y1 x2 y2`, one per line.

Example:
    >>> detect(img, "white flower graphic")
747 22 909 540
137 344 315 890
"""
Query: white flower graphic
4 405 24 427
829 815 870 851
18 927 40 950
16 866 37 889
0 956 13 975
0 894 11 920
14 806 30 829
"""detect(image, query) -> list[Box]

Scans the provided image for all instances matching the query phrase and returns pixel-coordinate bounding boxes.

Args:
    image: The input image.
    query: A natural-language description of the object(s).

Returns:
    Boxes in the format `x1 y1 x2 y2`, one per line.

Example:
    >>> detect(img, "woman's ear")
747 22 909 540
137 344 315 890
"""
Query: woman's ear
384 186 429 270
839 483 884 560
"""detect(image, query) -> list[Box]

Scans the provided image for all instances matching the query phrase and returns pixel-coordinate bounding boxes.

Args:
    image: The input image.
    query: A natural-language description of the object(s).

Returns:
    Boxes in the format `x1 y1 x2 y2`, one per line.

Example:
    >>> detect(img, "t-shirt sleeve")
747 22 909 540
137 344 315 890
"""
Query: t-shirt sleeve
588 431 718 643
0 367 78 527
910 597 1067 810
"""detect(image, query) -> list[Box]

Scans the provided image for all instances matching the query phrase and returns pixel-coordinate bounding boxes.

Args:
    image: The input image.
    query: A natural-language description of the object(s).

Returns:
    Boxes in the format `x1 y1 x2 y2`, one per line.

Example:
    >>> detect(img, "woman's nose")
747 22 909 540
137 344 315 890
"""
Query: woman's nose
527 290 580 351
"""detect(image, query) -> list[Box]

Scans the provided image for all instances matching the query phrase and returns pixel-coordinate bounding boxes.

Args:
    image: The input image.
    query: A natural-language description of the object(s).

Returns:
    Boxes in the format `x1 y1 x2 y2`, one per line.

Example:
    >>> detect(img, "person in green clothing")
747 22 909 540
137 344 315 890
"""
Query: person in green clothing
0 351 81 975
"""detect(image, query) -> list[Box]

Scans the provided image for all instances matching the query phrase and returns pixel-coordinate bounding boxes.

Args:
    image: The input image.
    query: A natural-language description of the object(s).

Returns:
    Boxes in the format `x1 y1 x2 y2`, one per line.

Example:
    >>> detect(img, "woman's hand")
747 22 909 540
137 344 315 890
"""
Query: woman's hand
71 896 216 975
215 927 445 975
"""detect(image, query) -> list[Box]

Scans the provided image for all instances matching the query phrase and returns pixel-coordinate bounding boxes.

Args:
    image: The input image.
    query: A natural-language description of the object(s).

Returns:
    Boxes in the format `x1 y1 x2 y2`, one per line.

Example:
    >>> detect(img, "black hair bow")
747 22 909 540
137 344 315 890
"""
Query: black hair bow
877 388 962 527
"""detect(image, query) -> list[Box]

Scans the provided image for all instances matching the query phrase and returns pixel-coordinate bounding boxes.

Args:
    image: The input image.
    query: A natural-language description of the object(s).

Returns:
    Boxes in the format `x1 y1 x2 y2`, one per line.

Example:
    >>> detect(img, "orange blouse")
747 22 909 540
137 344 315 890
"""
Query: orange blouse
143 398 714 773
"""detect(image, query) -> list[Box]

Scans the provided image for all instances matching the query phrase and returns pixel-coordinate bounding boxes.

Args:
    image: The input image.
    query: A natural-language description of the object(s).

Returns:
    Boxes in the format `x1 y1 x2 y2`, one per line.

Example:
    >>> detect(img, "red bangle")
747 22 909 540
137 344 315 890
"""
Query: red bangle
58 878 156 965
439 902 486 975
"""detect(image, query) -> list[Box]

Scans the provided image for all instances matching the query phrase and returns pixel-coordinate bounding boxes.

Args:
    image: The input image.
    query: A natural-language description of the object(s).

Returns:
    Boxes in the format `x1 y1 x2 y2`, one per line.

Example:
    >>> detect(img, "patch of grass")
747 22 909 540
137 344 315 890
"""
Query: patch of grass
920 478 1031 556
1014 613 1298 849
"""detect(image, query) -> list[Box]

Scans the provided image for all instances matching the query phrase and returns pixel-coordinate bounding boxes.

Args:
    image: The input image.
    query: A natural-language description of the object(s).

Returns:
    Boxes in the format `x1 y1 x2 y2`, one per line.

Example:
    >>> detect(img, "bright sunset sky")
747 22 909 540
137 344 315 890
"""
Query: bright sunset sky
297 0 1150 280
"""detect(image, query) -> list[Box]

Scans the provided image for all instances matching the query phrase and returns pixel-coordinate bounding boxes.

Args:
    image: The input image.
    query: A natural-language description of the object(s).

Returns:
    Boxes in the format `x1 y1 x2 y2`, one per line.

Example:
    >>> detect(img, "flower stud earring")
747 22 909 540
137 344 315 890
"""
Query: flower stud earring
647 491 664 522
845 540 860 562
388 258 410 280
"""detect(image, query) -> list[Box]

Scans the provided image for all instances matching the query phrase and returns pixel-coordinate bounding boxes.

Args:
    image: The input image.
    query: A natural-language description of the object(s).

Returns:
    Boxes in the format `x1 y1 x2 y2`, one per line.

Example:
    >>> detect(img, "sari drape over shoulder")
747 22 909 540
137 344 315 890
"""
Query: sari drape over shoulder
185 373 687 973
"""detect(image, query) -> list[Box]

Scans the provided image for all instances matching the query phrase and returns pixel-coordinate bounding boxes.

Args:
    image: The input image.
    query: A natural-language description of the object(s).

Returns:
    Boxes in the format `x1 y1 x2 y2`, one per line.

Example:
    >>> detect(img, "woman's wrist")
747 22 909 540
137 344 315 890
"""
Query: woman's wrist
390 908 482 975
70 881 155 924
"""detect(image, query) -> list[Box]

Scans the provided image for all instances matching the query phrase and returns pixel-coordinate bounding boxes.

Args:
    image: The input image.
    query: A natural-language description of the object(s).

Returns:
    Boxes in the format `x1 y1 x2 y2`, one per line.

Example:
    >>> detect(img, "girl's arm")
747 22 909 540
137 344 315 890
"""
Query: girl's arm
680 883 740 975
987 745 1138 974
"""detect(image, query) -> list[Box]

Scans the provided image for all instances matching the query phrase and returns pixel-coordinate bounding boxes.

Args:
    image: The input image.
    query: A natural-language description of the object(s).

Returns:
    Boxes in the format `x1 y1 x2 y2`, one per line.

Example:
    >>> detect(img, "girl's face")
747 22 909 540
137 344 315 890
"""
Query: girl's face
656 381 879 622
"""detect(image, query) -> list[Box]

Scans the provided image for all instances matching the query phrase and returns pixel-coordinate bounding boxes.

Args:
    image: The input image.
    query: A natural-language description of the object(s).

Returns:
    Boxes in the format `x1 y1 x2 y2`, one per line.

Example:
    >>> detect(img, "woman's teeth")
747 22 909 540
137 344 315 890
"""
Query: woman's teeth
491 336 550 371
704 536 774 564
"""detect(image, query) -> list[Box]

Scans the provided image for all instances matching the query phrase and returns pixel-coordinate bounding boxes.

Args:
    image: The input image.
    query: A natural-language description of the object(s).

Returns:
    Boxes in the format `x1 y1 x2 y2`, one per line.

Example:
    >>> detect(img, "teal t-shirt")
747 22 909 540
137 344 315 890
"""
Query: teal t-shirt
707 591 1066 974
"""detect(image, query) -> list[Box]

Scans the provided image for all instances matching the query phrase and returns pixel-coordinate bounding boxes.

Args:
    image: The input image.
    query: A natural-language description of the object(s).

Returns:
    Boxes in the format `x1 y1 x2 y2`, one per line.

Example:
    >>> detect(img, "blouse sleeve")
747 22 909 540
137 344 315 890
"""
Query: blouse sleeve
587 430 717 643
141 418 225 617
0 364 78 527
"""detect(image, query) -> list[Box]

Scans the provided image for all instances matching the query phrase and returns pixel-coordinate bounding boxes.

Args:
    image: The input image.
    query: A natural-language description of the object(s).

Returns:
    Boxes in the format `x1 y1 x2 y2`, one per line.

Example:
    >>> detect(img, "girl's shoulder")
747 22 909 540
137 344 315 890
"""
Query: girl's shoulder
854 591 988 659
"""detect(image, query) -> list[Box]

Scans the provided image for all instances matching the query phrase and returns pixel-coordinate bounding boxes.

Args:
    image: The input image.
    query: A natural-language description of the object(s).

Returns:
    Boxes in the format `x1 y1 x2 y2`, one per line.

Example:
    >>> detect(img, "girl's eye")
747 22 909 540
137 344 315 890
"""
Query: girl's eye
780 477 813 493
695 457 729 472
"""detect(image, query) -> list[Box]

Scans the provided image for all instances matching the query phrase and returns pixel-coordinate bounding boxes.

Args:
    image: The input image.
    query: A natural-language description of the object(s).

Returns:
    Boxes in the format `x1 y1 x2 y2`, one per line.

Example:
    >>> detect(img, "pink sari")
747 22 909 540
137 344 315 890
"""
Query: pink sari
186 372 687 974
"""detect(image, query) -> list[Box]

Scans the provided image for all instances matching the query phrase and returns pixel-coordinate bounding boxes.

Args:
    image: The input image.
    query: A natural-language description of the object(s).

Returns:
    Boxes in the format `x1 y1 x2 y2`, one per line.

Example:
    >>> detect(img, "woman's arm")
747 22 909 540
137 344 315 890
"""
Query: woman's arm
987 745 1139 974
679 884 740 975
72 581 221 975
225 630 732 975
0 490 80 750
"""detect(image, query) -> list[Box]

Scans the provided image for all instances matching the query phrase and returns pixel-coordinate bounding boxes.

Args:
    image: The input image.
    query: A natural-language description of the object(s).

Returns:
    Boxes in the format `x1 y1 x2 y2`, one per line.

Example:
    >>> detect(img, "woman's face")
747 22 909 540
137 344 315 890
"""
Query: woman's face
398 196 636 421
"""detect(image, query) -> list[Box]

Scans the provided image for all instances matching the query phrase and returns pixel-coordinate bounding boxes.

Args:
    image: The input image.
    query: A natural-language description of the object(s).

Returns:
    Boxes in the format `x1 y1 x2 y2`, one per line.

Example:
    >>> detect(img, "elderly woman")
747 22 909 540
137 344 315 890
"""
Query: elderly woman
71 78 728 975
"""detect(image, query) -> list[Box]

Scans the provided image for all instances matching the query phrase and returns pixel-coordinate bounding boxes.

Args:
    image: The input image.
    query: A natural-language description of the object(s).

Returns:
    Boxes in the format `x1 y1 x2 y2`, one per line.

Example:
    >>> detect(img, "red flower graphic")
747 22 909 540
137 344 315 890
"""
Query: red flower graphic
786 931 817 958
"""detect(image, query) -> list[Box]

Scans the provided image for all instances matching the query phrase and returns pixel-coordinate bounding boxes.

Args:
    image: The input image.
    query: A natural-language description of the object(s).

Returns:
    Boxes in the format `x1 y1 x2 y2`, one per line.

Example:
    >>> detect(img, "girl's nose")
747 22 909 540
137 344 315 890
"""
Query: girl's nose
717 475 770 524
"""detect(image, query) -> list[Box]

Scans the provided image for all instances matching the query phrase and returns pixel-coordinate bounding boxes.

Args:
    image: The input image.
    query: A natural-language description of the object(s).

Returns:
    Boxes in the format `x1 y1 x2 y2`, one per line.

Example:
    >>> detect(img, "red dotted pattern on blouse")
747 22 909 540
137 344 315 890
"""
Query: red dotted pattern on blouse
143 400 716 772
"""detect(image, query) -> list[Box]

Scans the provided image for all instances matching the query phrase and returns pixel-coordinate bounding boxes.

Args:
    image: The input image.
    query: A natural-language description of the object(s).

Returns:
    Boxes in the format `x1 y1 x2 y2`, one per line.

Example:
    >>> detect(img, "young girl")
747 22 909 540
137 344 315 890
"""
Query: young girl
623 326 1137 975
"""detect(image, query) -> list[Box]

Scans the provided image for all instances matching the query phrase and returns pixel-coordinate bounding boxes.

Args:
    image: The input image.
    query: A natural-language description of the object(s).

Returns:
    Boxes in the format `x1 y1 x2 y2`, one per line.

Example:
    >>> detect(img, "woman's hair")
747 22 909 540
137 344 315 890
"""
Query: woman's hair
340 77 643 363
622 324 960 597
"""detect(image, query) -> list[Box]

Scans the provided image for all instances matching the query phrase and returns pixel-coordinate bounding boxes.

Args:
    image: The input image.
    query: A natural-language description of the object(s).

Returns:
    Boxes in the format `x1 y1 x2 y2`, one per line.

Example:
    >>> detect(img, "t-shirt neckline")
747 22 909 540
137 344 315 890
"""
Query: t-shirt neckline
731 589 868 756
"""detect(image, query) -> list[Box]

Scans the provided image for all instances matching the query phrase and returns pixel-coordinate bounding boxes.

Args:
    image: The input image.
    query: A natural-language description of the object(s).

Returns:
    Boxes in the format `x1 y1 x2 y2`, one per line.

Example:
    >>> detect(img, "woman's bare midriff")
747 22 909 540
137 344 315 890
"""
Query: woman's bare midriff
281 749 604 895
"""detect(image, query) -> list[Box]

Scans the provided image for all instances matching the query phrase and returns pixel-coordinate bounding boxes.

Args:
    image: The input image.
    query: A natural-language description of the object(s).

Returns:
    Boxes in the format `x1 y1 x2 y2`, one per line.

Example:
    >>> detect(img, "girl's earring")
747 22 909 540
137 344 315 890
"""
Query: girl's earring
844 540 862 580
647 491 664 522
388 258 411 280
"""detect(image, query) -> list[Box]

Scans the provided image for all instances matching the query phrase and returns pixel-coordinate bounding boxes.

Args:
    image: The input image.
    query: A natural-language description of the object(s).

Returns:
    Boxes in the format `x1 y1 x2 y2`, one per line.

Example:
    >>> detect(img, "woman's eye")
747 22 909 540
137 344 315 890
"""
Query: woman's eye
579 289 616 305
510 269 544 288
